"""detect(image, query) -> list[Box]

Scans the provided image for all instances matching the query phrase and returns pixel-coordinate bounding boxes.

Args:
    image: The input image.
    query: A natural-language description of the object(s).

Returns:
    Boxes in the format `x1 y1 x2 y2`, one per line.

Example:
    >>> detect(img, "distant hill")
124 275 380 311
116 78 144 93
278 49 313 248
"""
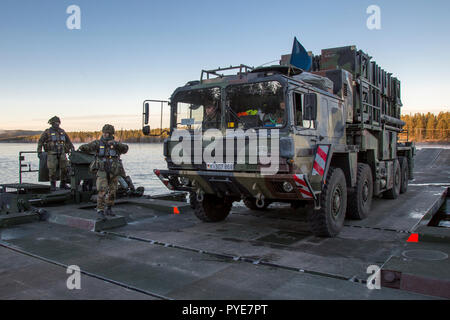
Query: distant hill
0 129 166 143
0 130 42 141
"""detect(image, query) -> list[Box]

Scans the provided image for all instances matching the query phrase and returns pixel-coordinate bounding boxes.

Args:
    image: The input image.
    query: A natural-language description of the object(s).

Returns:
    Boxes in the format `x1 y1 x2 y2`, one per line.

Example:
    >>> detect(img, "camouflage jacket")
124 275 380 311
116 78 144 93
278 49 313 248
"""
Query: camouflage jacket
79 138 129 177
37 127 74 154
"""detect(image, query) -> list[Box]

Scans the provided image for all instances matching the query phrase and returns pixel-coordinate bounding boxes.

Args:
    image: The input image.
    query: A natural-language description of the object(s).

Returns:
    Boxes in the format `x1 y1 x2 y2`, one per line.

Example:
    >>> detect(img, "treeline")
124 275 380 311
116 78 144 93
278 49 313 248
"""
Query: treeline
5 112 450 143
21 129 170 143
400 112 449 142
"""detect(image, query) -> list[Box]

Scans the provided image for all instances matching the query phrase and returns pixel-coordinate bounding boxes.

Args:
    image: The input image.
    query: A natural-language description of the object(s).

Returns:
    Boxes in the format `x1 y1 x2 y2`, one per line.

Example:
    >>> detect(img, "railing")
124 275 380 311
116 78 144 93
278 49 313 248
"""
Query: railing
200 64 253 83
19 151 39 184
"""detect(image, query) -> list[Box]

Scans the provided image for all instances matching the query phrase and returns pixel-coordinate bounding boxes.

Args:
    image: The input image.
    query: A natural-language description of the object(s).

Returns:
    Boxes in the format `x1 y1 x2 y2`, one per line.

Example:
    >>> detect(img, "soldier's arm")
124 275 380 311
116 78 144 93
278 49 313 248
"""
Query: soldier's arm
37 130 48 153
115 142 129 154
78 140 99 154
64 131 74 150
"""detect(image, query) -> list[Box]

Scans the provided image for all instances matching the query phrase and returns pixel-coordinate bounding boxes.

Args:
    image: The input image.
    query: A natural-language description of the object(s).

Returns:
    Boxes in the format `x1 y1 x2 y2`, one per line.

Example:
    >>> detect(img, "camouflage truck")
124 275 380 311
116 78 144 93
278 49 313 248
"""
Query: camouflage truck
143 46 415 237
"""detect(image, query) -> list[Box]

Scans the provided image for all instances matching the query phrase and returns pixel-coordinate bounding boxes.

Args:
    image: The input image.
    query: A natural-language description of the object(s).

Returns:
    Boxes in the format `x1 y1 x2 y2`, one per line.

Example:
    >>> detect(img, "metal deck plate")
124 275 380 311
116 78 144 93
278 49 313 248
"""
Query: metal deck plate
0 148 448 299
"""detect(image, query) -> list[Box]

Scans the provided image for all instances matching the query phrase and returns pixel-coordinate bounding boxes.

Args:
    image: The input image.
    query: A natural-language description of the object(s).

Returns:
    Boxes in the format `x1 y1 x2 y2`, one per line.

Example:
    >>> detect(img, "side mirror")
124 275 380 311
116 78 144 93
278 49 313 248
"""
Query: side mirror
142 99 169 136
144 103 149 125
303 93 317 121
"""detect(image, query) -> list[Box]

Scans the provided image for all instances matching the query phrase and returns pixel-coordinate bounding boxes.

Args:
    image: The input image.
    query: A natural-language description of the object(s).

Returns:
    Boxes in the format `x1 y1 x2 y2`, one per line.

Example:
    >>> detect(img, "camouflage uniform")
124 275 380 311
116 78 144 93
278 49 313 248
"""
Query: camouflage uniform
78 125 128 216
37 116 74 189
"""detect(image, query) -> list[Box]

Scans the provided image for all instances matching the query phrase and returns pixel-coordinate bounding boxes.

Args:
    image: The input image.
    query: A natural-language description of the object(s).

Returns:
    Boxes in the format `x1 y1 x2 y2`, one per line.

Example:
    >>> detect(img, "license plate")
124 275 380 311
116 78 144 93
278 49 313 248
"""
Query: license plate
206 163 234 171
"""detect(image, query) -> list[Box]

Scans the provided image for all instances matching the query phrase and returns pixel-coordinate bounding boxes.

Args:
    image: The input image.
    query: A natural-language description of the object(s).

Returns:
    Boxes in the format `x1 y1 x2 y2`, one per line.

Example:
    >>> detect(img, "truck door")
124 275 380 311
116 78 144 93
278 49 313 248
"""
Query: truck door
291 91 317 175
323 96 345 144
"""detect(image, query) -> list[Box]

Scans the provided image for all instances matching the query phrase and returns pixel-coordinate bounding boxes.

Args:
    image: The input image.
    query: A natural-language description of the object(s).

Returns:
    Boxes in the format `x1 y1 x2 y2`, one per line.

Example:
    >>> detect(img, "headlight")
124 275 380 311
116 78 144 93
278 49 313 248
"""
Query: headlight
282 181 294 192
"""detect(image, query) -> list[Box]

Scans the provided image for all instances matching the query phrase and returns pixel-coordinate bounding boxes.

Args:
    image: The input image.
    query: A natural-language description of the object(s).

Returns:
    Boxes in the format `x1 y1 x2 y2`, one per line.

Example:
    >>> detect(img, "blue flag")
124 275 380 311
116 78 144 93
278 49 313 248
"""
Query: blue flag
290 37 312 71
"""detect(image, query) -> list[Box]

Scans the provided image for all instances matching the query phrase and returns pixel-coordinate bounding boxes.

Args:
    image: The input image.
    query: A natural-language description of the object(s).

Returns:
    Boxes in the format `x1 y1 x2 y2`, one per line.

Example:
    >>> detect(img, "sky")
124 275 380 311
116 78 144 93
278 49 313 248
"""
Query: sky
1 0 449 131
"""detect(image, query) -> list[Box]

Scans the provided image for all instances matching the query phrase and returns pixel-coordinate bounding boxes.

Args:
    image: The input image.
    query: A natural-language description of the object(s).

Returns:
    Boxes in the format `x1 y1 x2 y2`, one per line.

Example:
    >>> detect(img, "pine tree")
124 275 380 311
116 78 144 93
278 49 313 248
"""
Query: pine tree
435 118 448 141
425 114 436 140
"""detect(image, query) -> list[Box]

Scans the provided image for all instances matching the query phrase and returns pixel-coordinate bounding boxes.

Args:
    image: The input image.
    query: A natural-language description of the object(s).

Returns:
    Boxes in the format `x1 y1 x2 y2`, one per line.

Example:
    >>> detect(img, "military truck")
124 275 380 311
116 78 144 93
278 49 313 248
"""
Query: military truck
143 45 415 237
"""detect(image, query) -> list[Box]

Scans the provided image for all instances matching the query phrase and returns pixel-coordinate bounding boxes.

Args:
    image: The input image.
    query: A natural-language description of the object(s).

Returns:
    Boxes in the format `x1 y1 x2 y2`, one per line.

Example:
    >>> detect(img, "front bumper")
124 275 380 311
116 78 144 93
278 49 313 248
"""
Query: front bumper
154 169 316 201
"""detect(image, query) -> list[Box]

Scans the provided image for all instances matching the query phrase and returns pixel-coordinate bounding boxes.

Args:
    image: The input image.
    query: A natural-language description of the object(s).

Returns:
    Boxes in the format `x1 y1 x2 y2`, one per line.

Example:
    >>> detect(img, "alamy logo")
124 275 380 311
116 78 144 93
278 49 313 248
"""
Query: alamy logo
366 265 381 290
366 5 381 30
66 265 81 290
66 5 81 30
170 128 280 175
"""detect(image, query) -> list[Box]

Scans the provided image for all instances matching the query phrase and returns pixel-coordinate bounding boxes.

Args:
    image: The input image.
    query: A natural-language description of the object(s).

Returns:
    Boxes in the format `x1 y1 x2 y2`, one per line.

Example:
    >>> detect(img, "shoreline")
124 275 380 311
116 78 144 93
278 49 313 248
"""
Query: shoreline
1 140 448 145
0 140 164 144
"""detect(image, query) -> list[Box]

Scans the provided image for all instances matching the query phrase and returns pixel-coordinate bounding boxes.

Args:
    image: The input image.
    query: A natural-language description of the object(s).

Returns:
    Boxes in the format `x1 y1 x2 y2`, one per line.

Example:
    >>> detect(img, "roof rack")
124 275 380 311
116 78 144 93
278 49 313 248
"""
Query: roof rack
200 64 253 83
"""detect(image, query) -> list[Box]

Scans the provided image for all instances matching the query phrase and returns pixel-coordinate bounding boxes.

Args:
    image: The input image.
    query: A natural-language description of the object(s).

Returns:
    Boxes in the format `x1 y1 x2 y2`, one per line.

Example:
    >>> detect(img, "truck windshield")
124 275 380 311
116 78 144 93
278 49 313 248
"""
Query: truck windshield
225 81 285 129
173 87 221 130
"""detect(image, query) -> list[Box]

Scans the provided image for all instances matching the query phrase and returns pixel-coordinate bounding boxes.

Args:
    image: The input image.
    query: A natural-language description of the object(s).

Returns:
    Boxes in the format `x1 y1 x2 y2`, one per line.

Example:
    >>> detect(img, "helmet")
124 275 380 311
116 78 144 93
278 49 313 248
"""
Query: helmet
102 124 115 134
48 116 61 124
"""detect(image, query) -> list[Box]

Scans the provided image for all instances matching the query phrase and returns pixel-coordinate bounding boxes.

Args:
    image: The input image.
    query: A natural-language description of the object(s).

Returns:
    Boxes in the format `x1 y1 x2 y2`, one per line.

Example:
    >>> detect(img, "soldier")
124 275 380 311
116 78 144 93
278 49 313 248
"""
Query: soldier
263 101 286 126
78 124 128 220
37 116 74 191
203 102 221 129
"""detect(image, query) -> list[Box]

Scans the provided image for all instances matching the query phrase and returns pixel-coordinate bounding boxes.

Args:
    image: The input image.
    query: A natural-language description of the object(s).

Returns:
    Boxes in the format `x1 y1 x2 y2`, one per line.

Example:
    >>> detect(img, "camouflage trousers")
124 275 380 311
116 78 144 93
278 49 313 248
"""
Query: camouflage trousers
96 175 119 211
47 154 68 181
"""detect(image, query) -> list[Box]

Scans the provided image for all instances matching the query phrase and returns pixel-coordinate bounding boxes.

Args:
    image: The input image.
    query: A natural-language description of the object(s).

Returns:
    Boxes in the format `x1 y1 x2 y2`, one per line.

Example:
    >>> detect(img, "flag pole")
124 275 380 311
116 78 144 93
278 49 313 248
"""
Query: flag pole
288 37 296 77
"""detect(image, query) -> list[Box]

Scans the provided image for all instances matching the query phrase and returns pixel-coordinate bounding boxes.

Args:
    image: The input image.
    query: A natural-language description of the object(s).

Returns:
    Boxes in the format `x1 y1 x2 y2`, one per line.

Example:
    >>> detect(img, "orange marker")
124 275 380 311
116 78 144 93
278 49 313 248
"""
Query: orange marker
173 207 180 214
407 233 418 242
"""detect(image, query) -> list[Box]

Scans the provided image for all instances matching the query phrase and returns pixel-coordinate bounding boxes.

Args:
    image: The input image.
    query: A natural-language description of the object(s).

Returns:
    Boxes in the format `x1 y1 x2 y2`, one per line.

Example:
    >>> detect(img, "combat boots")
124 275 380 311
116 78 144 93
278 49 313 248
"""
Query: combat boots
105 206 115 217
96 210 106 221
50 180 57 191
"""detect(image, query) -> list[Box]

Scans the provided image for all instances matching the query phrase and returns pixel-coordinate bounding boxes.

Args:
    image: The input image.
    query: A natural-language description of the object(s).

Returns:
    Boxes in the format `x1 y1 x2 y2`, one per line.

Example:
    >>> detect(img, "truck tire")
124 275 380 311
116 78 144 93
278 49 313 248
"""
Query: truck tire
194 194 232 222
384 159 401 199
346 163 373 220
244 197 270 210
308 167 347 237
189 192 197 209
399 157 408 194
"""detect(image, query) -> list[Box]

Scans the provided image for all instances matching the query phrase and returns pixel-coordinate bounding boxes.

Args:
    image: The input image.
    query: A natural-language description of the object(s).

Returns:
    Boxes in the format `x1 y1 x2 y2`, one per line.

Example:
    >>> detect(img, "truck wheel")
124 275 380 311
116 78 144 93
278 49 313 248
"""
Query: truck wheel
189 192 197 209
399 157 409 194
243 197 270 211
194 194 232 222
384 159 401 199
346 163 373 220
308 167 347 237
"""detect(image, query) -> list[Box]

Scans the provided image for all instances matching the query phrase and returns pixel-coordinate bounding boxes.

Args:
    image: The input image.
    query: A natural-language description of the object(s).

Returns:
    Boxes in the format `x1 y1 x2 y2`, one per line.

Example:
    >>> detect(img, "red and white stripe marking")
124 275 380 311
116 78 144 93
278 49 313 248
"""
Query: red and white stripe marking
292 174 313 199
312 145 329 177
154 169 174 190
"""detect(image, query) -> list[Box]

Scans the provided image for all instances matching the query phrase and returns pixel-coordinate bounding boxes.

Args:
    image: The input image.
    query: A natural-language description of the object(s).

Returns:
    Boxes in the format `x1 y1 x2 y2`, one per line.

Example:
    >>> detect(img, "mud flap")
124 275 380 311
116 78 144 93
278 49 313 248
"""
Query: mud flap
311 144 332 181
292 174 316 200
310 144 332 209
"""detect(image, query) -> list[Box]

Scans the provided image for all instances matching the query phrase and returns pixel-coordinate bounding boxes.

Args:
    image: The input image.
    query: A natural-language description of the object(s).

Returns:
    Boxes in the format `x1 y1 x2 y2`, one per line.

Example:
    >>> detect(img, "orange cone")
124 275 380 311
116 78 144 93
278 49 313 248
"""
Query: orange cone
407 233 418 242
